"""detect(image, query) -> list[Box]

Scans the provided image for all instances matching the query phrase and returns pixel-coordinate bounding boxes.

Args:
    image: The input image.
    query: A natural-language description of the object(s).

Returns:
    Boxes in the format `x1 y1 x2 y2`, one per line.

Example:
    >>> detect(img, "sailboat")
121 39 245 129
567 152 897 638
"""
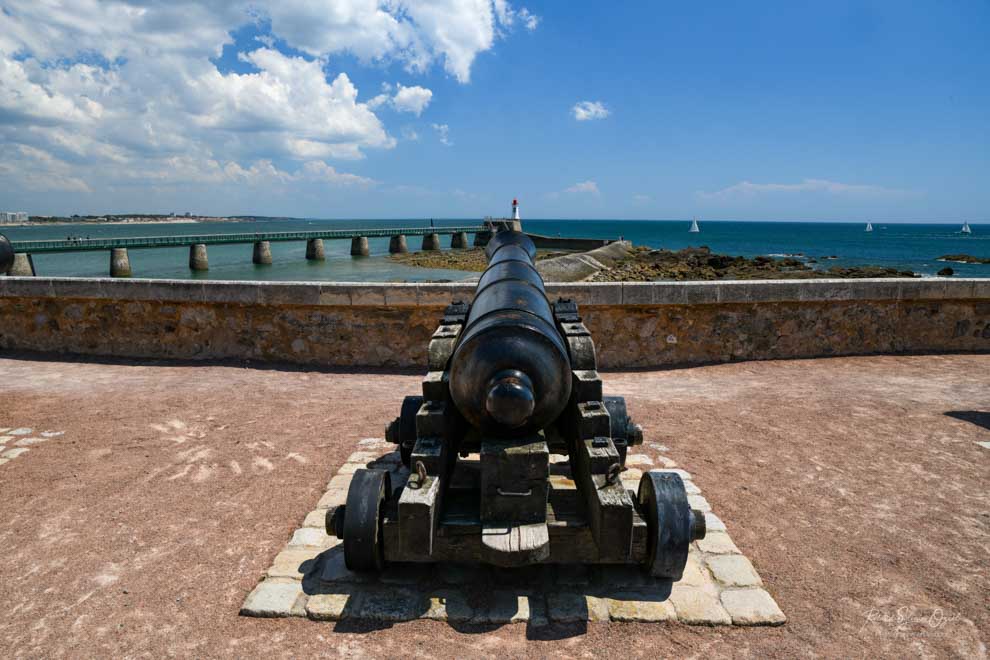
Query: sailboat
961 221 972 234
688 217 700 233
865 222 873 232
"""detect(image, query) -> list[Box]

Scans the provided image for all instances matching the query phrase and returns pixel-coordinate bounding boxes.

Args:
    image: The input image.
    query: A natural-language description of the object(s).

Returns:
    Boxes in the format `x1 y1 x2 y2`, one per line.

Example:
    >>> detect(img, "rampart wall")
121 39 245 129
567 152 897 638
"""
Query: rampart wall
1 278 987 368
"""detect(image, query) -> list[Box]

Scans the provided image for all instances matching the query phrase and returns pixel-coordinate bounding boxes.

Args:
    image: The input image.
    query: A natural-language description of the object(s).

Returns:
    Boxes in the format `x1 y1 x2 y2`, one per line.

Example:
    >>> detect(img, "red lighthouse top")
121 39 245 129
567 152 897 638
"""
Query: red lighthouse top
512 199 518 205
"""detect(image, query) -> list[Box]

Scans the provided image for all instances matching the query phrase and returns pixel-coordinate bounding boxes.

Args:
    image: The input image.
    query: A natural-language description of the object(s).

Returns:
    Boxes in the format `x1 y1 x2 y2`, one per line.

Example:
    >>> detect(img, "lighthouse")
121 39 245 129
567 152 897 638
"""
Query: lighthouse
508 198 523 230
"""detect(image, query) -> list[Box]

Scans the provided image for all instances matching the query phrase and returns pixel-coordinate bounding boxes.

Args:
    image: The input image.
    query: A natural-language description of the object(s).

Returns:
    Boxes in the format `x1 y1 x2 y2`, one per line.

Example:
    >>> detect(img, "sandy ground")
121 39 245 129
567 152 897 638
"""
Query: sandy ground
0 353 987 658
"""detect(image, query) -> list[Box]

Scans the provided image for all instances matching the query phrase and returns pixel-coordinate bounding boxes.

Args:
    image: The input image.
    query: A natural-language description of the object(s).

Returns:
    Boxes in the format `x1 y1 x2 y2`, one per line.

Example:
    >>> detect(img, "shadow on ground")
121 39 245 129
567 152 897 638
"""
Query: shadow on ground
944 410 990 431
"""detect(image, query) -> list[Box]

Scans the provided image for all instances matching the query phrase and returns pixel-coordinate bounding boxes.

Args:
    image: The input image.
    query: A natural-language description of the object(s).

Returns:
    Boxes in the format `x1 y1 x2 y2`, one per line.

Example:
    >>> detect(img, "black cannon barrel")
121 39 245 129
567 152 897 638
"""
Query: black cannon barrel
0 233 14 275
448 230 572 435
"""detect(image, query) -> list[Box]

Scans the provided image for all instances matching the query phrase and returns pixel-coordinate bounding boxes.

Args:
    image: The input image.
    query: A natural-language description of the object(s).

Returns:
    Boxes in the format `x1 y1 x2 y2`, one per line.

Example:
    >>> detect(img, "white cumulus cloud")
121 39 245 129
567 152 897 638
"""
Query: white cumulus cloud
378 83 434 115
572 101 609 121
697 178 914 200
0 0 535 204
431 123 453 146
263 0 539 84
564 180 600 195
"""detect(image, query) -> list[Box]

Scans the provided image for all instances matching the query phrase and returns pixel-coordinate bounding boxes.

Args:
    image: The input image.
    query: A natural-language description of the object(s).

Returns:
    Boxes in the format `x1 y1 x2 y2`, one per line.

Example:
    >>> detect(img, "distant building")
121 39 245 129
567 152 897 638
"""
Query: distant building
0 211 29 224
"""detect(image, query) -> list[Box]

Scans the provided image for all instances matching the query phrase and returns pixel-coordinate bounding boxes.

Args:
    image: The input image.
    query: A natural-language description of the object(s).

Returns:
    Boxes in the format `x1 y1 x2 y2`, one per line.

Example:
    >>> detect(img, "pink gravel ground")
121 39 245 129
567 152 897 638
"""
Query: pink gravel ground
0 353 987 658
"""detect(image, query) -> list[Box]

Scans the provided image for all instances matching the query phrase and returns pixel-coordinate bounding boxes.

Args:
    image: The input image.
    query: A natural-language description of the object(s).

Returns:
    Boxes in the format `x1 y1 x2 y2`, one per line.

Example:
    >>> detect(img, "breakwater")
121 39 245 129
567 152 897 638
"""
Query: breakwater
1 278 987 368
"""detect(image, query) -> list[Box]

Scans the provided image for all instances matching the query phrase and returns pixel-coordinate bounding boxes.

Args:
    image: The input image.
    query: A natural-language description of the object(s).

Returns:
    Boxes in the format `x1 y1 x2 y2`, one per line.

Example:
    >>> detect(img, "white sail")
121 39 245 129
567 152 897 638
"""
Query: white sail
865 222 873 232
689 217 700 233
961 221 971 234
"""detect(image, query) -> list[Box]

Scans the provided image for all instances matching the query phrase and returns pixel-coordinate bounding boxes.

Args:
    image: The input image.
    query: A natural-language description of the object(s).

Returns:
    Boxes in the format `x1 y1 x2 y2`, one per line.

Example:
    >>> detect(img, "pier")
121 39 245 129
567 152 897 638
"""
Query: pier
5 225 484 277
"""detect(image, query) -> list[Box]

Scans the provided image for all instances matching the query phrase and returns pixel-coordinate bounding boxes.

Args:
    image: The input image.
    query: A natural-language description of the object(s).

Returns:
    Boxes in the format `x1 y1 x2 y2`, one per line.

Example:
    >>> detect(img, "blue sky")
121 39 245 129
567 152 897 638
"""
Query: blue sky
1 1 987 221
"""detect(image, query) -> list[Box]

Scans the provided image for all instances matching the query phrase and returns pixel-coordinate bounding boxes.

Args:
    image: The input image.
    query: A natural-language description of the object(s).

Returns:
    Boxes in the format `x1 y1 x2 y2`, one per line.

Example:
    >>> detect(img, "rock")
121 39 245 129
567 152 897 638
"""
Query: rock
265 548 324 579
474 592 533 624
319 549 370 584
606 595 677 622
240 580 306 618
588 245 916 282
422 590 474 622
350 588 422 622
695 532 741 555
306 593 352 621
288 527 336 548
704 512 727 532
706 554 763 587
302 509 328 528
687 494 711 512
937 254 990 264
546 593 610 622
937 267 954 277
668 585 732 625
720 588 786 625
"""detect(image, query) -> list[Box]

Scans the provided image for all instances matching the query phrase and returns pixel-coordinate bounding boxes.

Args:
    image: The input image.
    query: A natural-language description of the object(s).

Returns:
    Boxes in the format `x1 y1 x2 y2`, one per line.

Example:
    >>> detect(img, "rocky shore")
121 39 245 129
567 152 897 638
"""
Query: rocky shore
590 246 916 281
390 247 568 272
937 254 990 264
393 244 917 281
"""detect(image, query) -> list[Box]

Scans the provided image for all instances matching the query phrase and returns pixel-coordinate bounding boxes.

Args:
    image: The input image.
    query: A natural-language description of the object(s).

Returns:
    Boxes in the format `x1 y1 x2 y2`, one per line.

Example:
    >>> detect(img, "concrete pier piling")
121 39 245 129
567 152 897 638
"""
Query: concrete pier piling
10 253 36 276
451 232 468 249
389 235 408 254
253 241 273 265
189 244 209 271
474 231 491 247
350 236 370 257
306 238 325 261
422 233 441 251
110 248 131 278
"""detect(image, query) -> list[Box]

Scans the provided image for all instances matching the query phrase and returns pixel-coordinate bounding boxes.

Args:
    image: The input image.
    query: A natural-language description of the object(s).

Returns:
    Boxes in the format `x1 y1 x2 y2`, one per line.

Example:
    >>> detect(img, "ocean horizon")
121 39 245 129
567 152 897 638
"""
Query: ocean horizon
3 218 988 281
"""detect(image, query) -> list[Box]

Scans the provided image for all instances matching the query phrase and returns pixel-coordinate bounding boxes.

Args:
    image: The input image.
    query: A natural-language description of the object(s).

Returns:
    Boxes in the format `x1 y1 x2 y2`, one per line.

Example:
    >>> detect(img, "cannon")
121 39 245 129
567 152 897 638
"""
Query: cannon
0 233 13 275
327 227 705 578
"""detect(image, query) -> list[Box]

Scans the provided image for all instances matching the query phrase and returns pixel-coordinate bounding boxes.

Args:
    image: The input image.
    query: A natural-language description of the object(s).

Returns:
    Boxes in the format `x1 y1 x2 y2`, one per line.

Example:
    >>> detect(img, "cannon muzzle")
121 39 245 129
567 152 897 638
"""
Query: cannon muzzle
448 229 572 435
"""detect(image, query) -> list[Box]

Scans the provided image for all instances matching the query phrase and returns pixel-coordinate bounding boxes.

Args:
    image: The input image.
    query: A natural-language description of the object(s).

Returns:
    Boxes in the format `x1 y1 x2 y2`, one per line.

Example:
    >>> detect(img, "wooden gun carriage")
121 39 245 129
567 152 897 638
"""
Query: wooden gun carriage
327 228 705 579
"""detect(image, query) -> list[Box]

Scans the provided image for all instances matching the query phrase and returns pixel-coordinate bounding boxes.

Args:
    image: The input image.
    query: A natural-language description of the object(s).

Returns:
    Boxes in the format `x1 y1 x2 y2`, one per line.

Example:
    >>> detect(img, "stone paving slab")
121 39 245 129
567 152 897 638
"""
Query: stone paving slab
241 439 786 627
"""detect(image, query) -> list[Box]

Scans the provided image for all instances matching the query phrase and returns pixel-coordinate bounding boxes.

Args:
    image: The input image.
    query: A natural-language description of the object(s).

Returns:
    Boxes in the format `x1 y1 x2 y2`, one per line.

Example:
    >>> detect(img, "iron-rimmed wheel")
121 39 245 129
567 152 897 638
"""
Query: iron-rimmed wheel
638 471 699 580
343 468 392 573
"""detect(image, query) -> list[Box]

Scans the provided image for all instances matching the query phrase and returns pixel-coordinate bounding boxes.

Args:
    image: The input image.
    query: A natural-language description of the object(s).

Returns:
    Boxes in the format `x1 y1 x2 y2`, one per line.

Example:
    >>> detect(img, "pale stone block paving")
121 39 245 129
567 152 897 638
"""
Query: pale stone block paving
720 588 787 626
696 531 741 555
302 509 327 528
240 580 307 618
606 595 677 622
707 555 763 588
241 444 786 626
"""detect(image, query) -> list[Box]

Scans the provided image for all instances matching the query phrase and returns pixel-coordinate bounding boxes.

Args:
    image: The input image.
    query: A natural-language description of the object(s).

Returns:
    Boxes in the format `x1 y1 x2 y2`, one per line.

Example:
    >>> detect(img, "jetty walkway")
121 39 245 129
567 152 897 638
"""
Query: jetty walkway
5 225 486 277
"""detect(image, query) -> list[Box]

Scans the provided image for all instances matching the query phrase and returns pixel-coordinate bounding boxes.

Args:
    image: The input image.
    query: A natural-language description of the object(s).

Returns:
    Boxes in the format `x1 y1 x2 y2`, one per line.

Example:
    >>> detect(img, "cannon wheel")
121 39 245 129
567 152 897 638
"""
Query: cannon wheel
398 395 423 468
343 468 391 573
638 471 693 580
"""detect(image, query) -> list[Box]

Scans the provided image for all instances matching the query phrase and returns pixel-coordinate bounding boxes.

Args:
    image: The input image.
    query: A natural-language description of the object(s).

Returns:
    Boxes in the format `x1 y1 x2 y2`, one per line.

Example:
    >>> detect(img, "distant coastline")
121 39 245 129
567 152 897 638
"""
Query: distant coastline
9 214 285 226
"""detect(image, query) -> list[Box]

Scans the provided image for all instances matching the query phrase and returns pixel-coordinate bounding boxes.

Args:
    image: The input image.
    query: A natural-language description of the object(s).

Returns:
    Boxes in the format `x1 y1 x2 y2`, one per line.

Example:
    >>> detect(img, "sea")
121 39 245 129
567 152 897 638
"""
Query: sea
2 219 988 281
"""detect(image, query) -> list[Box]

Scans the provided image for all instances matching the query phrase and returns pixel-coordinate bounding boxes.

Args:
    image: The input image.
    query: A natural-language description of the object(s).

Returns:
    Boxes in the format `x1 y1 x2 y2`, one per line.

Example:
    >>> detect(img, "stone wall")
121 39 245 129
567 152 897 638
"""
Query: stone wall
0 278 987 368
